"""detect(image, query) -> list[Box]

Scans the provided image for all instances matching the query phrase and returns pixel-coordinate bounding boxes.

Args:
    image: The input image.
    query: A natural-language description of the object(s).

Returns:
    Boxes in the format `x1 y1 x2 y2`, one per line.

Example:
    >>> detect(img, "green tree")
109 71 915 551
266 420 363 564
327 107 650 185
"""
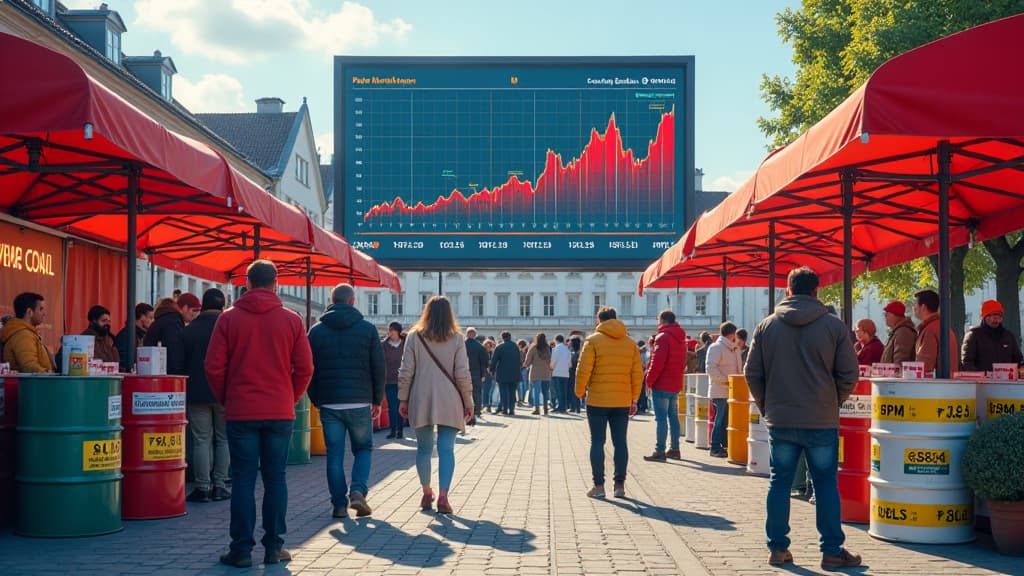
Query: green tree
761 0 1023 340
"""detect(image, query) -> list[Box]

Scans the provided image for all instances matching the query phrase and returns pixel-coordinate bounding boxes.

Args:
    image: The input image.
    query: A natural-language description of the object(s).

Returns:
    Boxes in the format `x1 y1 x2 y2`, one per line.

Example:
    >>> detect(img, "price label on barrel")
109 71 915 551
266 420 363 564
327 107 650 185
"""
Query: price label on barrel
83 439 121 471
871 498 972 527
143 432 184 461
132 392 186 415
987 398 1024 420
872 397 974 423
697 403 708 419
903 448 950 475
840 394 871 418
749 412 760 425
108 395 122 420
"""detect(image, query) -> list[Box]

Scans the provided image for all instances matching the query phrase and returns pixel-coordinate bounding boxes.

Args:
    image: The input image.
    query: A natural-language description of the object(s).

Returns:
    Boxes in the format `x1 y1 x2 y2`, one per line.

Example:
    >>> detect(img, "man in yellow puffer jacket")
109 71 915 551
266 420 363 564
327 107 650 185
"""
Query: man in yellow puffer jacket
2 292 54 373
575 307 642 499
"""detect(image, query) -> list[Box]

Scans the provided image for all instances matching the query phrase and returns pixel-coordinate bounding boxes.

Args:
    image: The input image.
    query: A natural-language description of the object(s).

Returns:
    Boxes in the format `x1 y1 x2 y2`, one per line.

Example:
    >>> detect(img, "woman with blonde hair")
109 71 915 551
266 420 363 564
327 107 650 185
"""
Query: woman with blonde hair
398 296 474 514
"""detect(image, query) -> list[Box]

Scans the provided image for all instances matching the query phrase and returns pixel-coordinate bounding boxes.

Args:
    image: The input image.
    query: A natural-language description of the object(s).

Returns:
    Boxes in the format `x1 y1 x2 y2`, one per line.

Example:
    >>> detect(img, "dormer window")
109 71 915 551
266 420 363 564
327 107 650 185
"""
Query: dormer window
105 27 121 64
161 72 172 100
32 0 51 14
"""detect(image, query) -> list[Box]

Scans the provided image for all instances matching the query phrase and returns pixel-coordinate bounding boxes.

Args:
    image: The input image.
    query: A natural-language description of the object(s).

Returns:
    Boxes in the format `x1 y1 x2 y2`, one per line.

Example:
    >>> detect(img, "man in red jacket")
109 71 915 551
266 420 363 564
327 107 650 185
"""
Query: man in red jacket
643 310 687 462
205 260 314 568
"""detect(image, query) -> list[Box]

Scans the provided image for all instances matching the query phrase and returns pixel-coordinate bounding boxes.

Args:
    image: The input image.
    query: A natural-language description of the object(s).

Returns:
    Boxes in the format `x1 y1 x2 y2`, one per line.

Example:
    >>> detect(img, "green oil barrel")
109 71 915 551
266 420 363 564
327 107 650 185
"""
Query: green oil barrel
16 375 123 537
288 394 311 465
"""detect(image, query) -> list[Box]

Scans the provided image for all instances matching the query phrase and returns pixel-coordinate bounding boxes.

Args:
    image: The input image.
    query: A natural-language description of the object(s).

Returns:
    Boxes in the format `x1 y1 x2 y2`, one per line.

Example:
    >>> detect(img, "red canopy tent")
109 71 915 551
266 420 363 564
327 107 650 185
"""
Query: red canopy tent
641 15 1024 375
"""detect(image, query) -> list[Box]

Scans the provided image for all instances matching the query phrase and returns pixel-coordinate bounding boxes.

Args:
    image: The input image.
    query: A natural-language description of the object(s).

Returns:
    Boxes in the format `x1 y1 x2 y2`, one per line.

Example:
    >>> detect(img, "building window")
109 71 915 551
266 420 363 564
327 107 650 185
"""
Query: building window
620 293 632 315
366 293 379 316
519 294 532 317
567 294 580 317
32 0 50 13
695 293 708 316
105 28 120 64
646 294 659 316
161 72 172 100
295 154 309 186
391 293 404 316
543 295 555 317
593 293 605 315
496 294 510 317
446 293 460 315
420 292 431 307
472 294 485 316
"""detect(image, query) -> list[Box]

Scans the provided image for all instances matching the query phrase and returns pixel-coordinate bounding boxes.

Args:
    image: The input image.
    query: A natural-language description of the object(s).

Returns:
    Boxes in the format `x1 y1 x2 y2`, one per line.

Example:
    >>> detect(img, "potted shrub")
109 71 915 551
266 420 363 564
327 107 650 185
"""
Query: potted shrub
962 411 1024 556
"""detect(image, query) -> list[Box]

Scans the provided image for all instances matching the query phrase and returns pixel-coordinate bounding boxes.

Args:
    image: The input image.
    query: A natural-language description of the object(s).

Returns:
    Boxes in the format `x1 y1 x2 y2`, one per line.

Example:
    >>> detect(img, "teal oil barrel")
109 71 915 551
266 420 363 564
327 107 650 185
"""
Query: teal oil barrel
16 375 123 537
288 394 311 465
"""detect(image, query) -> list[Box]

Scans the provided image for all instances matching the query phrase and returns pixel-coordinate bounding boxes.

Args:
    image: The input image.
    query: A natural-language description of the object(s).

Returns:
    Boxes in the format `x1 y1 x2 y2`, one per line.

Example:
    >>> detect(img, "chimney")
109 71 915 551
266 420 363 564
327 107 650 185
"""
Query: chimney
256 97 285 114
694 167 705 192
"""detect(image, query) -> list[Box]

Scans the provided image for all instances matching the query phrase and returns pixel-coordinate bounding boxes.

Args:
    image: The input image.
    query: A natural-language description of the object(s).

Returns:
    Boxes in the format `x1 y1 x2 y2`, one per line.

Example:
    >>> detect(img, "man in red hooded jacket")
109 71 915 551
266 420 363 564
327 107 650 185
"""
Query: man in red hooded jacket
205 260 314 568
643 310 687 462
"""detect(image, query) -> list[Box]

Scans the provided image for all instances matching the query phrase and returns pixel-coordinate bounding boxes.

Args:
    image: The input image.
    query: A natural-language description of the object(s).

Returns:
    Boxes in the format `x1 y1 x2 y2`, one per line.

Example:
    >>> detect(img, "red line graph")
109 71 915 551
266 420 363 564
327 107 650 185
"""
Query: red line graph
362 106 675 227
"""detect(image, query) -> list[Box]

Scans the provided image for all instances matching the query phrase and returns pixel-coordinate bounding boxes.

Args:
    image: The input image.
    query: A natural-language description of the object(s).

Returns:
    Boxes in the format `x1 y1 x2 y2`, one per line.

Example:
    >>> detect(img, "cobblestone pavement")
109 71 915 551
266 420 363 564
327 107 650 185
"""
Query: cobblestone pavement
1 410 1020 575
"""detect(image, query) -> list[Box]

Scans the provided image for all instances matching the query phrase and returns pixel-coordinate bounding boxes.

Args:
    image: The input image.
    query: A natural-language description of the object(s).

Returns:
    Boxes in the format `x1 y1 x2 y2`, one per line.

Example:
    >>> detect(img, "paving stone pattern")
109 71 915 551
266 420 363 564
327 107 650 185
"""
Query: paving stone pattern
1 411 1020 575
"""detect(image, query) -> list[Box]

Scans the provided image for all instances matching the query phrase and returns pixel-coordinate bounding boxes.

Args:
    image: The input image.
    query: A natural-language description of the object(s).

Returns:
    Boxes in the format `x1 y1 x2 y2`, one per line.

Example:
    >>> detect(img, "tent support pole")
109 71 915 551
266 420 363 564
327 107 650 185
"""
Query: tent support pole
438 271 443 296
253 224 261 260
938 141 952 378
148 253 155 305
305 256 312 330
768 220 777 315
841 171 855 329
126 165 139 372
720 256 727 324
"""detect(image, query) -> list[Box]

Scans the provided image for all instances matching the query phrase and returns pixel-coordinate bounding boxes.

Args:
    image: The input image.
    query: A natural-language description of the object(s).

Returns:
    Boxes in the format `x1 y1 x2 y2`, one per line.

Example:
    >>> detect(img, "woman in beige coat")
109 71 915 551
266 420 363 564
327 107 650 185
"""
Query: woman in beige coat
398 296 474 514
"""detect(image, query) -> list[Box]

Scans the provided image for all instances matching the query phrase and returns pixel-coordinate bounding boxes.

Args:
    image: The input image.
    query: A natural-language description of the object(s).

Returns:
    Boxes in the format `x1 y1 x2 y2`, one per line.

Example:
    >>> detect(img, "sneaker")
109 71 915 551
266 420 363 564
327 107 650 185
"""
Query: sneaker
666 448 682 460
264 548 292 565
420 492 435 511
532 408 540 415
643 451 667 462
386 431 396 439
768 549 793 566
587 486 606 499
332 506 348 518
211 486 231 501
436 497 453 515
397 430 404 439
613 483 625 498
821 549 862 569
186 488 210 503
709 449 727 458
349 492 372 517
219 550 252 568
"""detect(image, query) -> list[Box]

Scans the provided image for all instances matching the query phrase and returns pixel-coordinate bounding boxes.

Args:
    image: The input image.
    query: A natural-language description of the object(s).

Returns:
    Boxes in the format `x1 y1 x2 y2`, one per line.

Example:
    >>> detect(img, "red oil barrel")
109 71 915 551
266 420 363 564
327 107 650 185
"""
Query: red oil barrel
121 375 187 519
838 379 872 523
0 376 17 527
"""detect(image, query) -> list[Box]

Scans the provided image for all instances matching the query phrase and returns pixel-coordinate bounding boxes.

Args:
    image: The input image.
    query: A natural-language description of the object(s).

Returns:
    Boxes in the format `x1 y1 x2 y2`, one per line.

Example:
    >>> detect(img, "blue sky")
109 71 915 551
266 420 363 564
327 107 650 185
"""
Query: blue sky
75 0 797 192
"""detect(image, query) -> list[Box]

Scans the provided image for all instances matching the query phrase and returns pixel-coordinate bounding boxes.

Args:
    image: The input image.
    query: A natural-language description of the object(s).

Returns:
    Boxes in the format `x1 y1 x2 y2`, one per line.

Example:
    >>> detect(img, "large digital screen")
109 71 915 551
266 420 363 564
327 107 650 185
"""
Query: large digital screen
334 57 694 268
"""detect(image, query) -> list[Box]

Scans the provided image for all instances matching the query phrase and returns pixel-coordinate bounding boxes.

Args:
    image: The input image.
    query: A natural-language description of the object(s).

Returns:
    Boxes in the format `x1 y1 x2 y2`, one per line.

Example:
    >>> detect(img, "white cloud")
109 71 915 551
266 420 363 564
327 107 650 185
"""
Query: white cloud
173 74 248 113
316 131 335 163
132 0 412 65
709 171 754 193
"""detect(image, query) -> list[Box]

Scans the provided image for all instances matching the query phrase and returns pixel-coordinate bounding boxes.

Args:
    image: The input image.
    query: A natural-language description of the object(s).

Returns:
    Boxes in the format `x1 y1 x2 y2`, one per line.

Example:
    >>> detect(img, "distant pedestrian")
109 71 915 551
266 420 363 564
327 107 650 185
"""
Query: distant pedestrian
482 339 497 413
643 310 686 462
183 289 230 504
912 289 959 375
880 301 916 364
206 260 314 568
115 302 154 372
705 322 743 458
853 319 883 366
567 335 583 413
490 332 521 415
306 283 385 519
524 333 553 415
961 299 1023 372
517 339 530 406
576 307 642 499
382 322 407 439
465 327 489 421
696 331 712 372
745 267 861 570
144 292 200 376
398 296 473 515
551 334 572 412
736 328 749 366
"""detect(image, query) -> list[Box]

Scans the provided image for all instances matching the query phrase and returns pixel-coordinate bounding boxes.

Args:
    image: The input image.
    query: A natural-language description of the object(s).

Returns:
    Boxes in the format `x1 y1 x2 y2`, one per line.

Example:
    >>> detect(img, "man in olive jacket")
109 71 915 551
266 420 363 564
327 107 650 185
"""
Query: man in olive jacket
307 284 385 519
745 267 861 570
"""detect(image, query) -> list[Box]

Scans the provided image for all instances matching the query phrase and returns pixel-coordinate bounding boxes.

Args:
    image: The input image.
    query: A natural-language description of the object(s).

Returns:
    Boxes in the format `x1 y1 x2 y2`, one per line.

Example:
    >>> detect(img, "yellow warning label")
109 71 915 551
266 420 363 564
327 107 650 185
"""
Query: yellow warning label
838 436 845 464
749 412 760 425
83 439 121 471
697 403 708 419
987 398 1024 419
143 432 184 461
872 397 975 423
903 448 950 475
870 498 972 527
871 441 880 472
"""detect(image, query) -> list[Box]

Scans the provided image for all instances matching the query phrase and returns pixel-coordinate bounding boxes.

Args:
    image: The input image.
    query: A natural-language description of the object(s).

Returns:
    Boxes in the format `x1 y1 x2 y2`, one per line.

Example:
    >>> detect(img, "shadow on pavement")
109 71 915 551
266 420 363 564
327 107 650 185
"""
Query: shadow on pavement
603 495 737 531
429 515 538 553
778 562 871 575
664 457 751 476
840 524 1018 575
330 519 454 568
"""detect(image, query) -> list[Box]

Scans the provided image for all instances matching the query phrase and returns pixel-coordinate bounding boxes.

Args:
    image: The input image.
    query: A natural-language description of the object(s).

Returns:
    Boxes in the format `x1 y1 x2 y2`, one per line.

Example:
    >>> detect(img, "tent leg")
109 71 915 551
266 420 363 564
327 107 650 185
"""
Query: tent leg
126 165 139 373
305 256 312 330
253 224 261 260
937 142 953 378
720 257 727 324
768 220 776 315
438 270 443 296
841 171 854 329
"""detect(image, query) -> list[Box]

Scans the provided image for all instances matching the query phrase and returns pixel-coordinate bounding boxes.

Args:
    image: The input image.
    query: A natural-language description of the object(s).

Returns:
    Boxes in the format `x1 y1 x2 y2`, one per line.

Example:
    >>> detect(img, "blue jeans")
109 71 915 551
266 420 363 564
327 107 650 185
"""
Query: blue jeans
320 406 373 507
711 398 729 452
586 406 629 486
531 380 550 408
415 425 457 490
482 375 495 409
766 428 845 556
226 420 292 555
551 377 569 411
499 381 517 414
519 369 530 403
651 390 681 453
385 384 403 433
568 379 581 412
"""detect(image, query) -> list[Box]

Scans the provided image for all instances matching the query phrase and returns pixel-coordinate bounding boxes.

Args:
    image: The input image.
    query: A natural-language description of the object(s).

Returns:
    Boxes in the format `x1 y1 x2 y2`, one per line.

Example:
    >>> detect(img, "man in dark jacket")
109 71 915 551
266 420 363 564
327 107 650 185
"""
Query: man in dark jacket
490 331 522 415
82 305 119 364
643 310 687 462
961 299 1023 372
745 267 861 570
182 289 229 503
144 292 200 375
465 327 489 420
115 302 154 372
306 283 385 519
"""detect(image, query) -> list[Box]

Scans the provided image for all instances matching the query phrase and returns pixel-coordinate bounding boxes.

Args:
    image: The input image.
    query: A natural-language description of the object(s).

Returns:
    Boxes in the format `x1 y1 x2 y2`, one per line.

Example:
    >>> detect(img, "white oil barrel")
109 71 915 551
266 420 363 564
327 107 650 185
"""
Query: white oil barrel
747 397 770 476
684 375 698 442
694 374 710 450
868 378 976 544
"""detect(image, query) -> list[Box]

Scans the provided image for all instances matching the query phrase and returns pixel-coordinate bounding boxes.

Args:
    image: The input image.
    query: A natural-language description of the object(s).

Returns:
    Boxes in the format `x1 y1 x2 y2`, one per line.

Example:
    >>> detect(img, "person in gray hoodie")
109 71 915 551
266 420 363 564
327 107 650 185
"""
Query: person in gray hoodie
745 267 861 571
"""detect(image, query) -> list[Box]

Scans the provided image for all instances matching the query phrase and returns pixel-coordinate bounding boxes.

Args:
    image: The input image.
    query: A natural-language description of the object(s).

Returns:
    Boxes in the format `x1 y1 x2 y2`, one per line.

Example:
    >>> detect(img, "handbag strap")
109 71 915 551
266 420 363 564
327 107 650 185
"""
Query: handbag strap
421 338 465 410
